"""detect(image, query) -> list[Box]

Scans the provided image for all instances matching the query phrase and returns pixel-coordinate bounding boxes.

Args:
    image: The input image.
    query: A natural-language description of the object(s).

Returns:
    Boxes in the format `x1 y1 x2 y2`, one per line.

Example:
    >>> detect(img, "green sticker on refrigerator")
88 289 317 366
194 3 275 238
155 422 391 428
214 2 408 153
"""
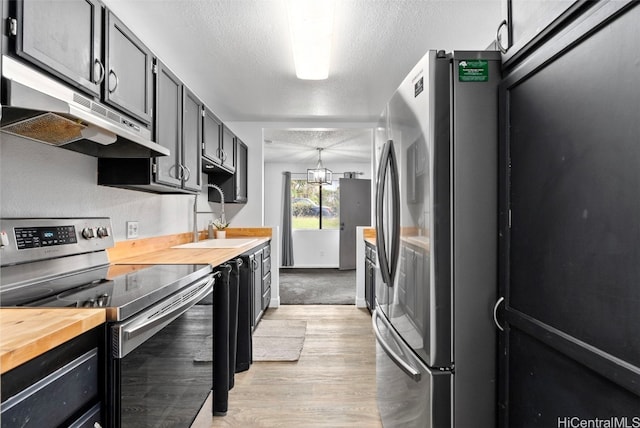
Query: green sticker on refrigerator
458 60 489 82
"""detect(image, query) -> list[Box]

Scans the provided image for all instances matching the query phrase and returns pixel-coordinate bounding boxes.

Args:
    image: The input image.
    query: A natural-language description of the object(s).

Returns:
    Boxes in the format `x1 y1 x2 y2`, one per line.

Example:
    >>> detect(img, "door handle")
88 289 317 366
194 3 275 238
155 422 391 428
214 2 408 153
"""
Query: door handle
496 19 508 54
493 296 505 331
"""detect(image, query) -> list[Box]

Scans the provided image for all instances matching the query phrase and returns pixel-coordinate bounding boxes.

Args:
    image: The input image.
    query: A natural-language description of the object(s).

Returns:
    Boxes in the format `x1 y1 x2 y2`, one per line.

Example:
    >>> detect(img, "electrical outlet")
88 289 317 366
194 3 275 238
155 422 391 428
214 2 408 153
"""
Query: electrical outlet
126 221 139 239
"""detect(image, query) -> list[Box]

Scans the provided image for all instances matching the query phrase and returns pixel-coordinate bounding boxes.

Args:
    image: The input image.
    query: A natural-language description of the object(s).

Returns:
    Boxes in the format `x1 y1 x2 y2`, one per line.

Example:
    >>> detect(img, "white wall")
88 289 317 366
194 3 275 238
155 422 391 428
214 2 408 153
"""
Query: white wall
0 123 265 239
0 135 198 240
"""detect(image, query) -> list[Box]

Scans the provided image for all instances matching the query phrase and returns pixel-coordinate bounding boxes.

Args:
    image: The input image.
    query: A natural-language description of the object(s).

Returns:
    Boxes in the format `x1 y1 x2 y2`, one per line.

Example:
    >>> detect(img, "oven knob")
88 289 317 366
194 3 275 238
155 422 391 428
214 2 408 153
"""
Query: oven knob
82 227 96 239
97 227 110 238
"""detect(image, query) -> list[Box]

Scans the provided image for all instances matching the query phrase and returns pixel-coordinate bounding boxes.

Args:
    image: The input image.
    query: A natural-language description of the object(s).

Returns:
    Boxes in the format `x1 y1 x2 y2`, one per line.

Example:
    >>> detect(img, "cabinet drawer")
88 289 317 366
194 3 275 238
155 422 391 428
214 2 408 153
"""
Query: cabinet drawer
1 349 100 428
262 245 271 259
262 286 271 310
262 256 271 275
263 271 271 292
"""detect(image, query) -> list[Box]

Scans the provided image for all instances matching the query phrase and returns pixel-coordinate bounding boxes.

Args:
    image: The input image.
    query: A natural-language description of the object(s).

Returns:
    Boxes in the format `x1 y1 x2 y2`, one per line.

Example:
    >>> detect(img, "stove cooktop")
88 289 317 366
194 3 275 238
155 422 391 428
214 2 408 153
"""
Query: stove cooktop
0 263 213 321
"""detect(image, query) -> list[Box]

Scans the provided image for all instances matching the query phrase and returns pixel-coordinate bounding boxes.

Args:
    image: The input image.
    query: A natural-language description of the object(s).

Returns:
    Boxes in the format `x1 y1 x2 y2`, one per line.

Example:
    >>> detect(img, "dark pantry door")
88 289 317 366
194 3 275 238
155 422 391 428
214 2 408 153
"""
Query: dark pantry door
498 3 640 427
339 178 372 270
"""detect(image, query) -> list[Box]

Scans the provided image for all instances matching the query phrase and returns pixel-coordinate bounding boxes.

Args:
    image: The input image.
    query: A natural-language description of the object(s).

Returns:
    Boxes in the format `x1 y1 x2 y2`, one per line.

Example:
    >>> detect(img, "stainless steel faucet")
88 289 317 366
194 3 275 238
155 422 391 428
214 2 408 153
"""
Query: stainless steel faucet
193 184 226 242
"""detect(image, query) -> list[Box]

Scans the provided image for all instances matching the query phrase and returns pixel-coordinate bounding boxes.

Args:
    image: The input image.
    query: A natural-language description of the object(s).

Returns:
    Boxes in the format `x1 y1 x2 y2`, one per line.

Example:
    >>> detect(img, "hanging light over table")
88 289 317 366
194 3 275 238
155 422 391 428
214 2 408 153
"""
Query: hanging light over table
307 148 332 184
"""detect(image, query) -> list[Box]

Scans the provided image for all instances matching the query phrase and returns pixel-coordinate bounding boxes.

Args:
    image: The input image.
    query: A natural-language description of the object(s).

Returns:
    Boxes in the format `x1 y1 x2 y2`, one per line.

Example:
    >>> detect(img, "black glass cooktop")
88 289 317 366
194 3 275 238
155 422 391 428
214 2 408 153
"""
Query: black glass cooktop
0 264 212 321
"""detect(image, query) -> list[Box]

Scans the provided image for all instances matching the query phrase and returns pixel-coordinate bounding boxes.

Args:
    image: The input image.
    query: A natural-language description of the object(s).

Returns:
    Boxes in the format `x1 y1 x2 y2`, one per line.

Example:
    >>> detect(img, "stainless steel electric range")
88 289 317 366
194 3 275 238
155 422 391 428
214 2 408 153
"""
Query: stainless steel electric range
0 218 217 428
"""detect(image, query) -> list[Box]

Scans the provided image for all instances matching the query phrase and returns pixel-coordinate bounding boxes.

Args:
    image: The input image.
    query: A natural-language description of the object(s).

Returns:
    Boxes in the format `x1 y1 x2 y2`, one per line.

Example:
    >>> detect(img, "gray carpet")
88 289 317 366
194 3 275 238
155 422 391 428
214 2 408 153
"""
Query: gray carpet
279 268 356 305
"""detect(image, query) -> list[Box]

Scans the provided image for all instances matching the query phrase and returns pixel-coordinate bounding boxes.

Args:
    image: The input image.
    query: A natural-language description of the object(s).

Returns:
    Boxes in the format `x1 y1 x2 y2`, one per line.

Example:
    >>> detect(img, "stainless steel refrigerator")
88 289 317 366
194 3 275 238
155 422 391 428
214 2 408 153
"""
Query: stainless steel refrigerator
373 50 500 427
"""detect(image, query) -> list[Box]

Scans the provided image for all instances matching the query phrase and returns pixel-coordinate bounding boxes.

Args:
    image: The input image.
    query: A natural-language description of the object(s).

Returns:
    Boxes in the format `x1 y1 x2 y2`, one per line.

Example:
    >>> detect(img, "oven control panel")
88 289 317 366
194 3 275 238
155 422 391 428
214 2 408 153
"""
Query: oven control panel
0 218 114 266
15 225 78 249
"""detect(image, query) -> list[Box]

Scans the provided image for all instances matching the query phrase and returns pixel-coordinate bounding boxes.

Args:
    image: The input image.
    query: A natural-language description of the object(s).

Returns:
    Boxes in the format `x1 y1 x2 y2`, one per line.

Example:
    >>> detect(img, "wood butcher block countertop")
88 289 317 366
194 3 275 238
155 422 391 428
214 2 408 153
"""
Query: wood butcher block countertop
0 309 105 374
107 228 271 265
0 228 272 373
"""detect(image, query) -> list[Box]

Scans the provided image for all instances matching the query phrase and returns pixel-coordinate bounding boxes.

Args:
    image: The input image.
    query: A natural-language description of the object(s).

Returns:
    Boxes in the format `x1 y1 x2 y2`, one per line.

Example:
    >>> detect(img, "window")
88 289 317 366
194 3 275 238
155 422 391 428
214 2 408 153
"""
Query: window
291 179 339 229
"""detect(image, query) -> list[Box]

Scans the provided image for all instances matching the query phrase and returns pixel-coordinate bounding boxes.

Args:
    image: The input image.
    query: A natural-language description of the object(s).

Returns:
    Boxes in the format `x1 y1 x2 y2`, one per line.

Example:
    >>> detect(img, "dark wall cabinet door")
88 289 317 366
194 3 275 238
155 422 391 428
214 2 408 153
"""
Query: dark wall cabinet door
234 139 248 202
500 0 592 65
154 60 182 188
13 0 103 97
202 106 223 170
220 125 236 173
182 87 202 192
104 10 153 125
153 61 201 192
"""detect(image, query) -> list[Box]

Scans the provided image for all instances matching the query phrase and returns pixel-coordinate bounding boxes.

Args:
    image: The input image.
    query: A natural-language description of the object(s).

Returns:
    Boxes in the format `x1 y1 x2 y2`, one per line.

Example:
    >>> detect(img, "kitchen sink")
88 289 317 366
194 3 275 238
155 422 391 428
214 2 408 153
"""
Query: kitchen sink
172 238 258 249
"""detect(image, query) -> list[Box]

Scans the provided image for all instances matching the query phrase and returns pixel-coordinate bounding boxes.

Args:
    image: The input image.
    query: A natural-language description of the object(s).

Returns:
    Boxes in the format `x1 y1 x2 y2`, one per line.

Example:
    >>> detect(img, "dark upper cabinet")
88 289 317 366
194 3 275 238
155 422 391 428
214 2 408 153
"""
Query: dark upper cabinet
98 60 202 194
181 87 202 192
498 0 596 66
104 10 154 125
220 125 236 173
234 138 248 202
8 1 154 125
208 137 247 204
202 106 223 171
154 60 182 188
12 0 103 97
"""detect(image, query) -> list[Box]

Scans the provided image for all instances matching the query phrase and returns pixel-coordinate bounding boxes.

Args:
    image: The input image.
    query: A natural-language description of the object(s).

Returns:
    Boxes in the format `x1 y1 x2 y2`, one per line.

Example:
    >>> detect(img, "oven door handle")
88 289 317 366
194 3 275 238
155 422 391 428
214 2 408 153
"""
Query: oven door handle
114 275 215 358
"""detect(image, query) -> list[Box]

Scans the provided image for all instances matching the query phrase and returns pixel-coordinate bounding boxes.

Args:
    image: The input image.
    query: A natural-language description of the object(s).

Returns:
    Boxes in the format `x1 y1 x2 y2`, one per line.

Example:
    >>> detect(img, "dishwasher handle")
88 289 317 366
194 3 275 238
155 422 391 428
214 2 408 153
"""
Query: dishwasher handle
372 309 421 382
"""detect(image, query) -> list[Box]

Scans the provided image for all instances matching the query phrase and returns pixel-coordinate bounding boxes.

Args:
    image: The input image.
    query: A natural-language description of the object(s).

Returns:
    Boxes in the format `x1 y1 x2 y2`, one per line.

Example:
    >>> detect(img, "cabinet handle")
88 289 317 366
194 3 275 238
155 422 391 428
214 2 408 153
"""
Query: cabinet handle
168 164 178 179
108 69 119 93
182 165 191 182
94 59 105 85
496 19 508 54
493 296 505 331
221 149 228 162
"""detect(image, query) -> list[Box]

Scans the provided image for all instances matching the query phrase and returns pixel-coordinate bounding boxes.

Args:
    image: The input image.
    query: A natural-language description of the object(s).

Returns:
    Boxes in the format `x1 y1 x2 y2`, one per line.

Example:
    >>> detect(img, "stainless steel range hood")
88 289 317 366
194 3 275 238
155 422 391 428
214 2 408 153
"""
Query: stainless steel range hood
1 55 169 158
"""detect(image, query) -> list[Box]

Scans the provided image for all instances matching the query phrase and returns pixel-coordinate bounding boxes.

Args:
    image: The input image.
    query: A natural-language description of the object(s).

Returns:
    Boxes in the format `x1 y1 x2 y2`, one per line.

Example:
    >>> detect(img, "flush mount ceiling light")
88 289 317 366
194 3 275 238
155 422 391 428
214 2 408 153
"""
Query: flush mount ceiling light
286 0 335 80
307 147 332 184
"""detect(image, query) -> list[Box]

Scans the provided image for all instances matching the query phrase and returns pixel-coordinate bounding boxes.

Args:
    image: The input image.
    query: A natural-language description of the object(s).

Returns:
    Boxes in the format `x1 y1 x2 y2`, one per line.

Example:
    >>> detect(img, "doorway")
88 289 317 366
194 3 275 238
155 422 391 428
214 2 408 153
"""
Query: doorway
263 127 373 304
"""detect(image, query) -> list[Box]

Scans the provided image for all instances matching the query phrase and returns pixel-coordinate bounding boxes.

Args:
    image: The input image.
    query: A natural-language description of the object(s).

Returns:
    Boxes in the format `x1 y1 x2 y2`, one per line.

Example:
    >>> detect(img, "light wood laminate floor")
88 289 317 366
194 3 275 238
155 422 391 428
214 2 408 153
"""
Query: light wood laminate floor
191 305 382 427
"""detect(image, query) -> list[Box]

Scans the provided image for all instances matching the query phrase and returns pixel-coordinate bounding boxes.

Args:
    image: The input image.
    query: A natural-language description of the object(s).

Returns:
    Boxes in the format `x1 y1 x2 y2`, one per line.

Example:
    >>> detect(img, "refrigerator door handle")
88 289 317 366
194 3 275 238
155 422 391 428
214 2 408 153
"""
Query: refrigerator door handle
372 309 422 382
376 140 393 285
388 140 401 281
375 140 401 285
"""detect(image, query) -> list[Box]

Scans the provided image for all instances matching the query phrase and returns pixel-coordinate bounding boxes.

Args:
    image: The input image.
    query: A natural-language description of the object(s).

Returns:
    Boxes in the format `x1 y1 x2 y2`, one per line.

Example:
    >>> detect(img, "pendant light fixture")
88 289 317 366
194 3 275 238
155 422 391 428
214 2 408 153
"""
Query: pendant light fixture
307 148 332 184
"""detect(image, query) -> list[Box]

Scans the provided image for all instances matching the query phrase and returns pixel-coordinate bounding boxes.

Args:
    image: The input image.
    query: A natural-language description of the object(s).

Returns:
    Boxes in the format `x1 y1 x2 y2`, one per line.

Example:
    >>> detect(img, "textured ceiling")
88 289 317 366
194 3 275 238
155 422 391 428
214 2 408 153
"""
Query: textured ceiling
102 0 502 162
263 128 372 163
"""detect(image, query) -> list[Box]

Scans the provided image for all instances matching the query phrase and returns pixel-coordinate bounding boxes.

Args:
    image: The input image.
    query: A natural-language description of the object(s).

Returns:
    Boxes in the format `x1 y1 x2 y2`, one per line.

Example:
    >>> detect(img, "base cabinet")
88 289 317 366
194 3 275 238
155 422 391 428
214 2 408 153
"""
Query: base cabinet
364 242 376 313
241 242 271 329
0 326 105 428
